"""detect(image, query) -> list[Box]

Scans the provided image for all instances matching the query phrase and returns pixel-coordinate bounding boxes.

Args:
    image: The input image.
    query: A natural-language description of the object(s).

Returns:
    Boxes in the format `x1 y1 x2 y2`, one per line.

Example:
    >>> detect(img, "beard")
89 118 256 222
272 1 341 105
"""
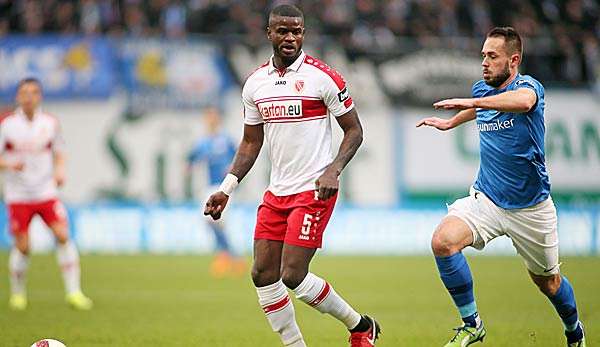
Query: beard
272 42 302 66
484 62 511 88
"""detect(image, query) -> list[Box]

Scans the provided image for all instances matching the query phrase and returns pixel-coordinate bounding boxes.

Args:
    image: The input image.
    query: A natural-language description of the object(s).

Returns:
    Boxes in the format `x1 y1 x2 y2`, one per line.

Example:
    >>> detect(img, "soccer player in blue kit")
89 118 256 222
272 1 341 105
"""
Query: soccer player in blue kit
187 107 245 277
417 27 586 347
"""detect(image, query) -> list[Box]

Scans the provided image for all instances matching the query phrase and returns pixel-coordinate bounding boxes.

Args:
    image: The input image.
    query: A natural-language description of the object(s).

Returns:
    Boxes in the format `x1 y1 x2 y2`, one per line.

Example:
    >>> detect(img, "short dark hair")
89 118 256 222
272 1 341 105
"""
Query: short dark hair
269 4 304 21
17 77 42 91
487 27 523 56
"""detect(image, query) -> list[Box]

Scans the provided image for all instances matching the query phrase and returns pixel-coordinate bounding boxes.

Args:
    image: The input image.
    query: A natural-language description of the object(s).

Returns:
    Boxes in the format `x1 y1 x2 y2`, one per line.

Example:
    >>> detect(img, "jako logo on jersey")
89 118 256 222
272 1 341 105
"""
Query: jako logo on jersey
337 87 349 102
477 118 515 132
275 80 286 86
259 100 302 119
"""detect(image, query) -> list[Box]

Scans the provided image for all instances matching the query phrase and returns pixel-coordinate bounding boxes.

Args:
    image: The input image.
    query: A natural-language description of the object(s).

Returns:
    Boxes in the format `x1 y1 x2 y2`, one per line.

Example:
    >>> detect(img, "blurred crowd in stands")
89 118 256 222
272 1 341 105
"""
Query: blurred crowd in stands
0 0 598 85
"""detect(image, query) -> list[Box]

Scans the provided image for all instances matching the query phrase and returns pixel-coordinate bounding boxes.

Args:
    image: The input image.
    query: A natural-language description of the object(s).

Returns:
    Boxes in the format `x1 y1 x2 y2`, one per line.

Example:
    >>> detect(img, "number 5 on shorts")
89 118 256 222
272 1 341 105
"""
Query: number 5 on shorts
301 213 313 235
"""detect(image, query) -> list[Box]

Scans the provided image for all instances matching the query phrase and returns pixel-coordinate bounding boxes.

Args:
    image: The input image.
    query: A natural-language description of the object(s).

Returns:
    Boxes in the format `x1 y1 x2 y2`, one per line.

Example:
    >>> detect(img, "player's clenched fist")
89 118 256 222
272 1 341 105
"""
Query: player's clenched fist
315 170 338 201
204 191 229 220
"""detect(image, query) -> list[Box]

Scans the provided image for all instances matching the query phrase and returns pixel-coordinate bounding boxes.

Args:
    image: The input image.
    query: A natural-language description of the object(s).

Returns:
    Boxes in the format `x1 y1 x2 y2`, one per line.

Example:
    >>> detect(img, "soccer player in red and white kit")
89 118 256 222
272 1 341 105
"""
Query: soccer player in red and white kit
204 5 380 347
1 78 92 311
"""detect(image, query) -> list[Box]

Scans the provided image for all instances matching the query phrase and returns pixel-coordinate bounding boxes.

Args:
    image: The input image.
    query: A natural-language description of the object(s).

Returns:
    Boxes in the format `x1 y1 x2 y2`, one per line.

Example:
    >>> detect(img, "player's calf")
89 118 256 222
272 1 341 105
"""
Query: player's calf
530 272 561 297
530 273 585 346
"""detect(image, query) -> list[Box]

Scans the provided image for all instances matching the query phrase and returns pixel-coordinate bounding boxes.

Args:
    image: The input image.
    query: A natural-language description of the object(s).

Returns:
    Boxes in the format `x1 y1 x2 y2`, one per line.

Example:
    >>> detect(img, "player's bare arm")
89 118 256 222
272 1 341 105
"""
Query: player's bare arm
434 88 536 113
54 151 66 187
471 88 536 113
0 157 24 171
229 124 265 181
204 123 264 220
417 108 476 131
316 108 363 200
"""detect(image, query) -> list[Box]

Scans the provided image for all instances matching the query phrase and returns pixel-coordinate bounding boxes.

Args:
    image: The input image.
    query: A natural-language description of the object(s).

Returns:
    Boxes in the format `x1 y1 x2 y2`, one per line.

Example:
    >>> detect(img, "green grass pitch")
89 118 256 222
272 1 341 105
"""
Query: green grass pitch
0 254 598 346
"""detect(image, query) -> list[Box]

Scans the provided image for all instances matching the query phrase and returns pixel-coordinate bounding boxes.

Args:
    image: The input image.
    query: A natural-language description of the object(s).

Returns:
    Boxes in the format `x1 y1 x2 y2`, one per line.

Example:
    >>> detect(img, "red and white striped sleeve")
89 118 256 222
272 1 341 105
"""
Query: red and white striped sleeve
318 65 354 117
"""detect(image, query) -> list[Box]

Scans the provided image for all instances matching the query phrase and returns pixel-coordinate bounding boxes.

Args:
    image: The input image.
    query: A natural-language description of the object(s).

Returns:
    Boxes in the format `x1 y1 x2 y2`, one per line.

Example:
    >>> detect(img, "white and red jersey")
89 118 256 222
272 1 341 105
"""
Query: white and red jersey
0 108 64 203
242 51 355 196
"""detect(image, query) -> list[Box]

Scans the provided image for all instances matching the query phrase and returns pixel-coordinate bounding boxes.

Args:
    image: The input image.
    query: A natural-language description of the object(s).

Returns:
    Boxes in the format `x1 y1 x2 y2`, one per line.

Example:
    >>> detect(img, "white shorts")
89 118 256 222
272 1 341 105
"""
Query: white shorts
447 186 559 276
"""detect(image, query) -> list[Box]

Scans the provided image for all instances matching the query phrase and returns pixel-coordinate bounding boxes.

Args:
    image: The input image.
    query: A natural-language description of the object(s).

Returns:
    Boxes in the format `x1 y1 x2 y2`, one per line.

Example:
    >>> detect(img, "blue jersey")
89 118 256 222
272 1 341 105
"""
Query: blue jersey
472 74 550 209
188 132 236 185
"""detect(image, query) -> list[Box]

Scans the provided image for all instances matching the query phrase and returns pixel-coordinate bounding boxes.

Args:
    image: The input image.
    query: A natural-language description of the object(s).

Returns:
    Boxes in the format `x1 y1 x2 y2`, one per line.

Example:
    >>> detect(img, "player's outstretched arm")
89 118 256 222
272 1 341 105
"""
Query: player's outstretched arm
0 157 24 171
433 88 536 113
316 109 363 200
416 108 476 131
204 124 264 220
470 88 536 113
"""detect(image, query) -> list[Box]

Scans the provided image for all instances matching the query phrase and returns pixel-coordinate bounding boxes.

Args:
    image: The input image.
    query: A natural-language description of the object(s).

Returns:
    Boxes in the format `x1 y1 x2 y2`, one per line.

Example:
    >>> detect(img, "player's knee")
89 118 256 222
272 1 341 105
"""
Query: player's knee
51 224 69 244
55 233 69 245
251 264 279 287
14 238 29 255
431 229 458 256
535 274 561 297
16 244 29 255
280 268 306 290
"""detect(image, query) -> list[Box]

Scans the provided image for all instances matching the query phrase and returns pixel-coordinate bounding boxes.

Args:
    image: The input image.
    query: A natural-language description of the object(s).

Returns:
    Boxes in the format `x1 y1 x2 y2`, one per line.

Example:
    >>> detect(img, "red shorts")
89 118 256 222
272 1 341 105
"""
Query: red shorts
254 190 337 248
7 199 68 235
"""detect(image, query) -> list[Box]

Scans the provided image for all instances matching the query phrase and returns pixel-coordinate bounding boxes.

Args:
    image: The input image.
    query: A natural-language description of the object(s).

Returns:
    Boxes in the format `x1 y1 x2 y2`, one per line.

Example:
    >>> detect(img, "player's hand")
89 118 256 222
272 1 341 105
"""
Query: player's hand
204 191 229 220
10 162 25 172
433 98 475 110
54 169 66 187
416 117 453 131
315 169 338 201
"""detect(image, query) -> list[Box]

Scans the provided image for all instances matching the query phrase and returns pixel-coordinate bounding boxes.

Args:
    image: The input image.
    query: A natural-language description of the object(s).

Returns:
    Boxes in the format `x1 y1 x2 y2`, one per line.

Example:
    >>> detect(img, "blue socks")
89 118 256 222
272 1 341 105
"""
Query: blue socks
209 223 231 252
549 276 583 343
435 253 479 327
436 253 583 342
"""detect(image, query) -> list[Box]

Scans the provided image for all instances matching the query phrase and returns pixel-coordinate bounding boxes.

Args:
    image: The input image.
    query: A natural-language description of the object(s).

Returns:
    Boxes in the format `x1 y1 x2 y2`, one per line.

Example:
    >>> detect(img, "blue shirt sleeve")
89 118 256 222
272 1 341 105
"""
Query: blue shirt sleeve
514 78 537 92
471 80 485 98
514 77 542 111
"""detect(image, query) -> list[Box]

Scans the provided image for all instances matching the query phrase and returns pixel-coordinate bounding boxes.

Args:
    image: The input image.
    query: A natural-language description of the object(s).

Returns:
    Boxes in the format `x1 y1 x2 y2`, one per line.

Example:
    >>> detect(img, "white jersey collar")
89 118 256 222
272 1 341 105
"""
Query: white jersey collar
268 50 306 74
15 107 42 120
